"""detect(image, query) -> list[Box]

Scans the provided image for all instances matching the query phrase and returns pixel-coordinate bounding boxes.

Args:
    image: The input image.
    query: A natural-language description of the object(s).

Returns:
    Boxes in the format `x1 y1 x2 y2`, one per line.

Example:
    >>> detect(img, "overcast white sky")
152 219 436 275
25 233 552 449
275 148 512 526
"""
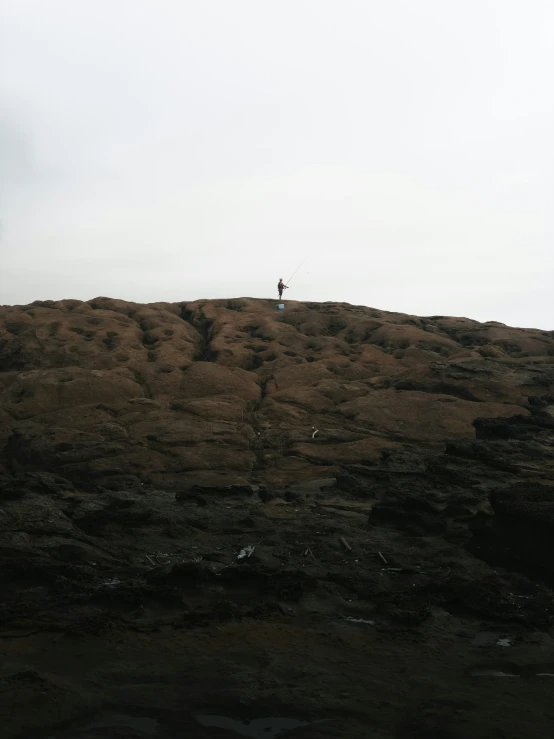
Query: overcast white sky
1 1 553 328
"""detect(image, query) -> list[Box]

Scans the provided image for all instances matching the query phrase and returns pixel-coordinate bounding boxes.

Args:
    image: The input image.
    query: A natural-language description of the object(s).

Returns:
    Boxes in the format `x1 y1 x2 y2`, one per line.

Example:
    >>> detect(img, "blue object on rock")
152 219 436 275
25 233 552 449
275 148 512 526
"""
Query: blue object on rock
276 304 285 310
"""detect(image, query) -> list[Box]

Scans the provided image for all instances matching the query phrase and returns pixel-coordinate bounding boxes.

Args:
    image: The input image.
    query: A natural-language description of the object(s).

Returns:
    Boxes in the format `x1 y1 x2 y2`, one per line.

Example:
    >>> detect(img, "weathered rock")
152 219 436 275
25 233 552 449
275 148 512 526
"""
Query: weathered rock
2 297 551 489
2 298 554 739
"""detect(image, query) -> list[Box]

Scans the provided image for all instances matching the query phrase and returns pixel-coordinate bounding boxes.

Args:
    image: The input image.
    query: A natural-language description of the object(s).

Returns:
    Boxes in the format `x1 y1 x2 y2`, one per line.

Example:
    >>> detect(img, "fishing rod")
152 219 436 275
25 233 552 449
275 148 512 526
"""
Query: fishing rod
286 258 306 285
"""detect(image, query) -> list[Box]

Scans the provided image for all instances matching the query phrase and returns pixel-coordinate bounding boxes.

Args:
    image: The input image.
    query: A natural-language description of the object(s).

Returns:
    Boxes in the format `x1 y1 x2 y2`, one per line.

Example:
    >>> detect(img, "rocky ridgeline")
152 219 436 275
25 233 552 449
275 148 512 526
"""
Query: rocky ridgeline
1 296 553 488
2 298 554 738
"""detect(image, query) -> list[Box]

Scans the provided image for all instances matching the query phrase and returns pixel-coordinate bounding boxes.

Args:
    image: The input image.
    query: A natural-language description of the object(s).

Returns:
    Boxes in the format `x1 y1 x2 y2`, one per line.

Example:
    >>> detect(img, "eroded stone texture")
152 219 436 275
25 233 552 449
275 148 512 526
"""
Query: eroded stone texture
2 298 552 489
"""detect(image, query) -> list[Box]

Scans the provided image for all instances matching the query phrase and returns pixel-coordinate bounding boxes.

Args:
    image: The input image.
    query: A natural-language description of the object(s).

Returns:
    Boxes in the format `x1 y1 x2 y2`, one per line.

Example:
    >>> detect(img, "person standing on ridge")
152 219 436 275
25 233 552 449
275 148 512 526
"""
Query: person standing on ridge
278 278 288 300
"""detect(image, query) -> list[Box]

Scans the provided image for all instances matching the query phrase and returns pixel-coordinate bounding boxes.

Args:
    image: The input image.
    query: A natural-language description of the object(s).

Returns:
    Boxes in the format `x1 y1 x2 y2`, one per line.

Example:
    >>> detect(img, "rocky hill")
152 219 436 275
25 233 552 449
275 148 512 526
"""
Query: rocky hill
1 297 554 738
2 296 553 487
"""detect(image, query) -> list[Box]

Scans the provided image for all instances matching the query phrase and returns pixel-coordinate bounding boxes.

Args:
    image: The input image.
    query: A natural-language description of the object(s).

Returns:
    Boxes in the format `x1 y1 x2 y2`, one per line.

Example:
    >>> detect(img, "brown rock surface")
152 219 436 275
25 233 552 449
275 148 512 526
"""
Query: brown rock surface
2 297 552 487
2 297 554 739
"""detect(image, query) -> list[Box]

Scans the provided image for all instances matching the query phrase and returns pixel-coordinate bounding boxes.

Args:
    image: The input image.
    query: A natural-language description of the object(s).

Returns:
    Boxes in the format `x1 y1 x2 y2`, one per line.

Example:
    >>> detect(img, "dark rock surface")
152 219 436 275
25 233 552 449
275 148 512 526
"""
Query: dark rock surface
1 297 554 738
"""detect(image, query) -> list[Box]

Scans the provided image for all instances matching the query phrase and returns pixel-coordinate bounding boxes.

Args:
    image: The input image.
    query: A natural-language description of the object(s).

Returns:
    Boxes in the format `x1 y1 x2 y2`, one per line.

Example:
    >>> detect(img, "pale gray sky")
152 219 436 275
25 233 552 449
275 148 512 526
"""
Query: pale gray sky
1 0 553 327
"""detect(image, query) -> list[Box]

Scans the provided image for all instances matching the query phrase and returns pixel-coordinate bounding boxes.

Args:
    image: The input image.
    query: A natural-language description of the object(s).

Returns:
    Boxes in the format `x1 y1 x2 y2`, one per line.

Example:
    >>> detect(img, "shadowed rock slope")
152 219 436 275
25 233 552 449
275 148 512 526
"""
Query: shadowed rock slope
2 297 554 739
